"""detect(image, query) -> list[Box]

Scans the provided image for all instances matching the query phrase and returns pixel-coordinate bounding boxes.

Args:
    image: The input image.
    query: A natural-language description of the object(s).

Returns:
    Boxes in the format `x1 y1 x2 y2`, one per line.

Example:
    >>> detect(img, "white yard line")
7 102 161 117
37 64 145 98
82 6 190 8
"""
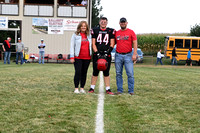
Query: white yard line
95 72 104 133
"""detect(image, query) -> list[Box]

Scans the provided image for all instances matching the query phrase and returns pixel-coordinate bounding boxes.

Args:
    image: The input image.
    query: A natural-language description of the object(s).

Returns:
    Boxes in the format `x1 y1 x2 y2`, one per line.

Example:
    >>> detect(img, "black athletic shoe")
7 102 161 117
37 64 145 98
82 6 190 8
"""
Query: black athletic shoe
106 89 114 95
88 88 94 93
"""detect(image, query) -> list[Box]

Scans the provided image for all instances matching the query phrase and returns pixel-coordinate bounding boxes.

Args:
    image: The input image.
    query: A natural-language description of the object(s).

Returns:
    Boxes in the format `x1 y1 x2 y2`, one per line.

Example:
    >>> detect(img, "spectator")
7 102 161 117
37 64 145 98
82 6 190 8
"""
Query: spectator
172 47 178 65
38 39 46 64
5 0 10 3
115 17 137 95
2 37 11 64
81 0 87 5
16 38 24 65
156 49 164 65
10 0 15 3
70 21 92 94
185 48 192 66
65 0 71 5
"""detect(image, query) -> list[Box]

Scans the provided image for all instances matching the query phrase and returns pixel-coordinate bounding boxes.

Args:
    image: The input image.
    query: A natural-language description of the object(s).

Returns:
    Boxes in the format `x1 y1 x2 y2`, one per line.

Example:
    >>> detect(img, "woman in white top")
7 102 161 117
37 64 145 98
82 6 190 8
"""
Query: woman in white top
70 21 92 94
81 0 87 5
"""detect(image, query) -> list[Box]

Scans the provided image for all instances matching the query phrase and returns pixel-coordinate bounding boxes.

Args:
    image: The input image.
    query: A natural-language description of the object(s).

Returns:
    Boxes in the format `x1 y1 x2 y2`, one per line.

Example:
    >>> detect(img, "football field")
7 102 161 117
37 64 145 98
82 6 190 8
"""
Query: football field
0 63 200 132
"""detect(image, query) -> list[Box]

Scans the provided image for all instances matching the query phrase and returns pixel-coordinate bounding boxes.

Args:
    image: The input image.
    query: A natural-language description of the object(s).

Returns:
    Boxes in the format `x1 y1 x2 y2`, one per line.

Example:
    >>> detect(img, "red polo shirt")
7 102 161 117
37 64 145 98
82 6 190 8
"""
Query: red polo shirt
115 28 137 53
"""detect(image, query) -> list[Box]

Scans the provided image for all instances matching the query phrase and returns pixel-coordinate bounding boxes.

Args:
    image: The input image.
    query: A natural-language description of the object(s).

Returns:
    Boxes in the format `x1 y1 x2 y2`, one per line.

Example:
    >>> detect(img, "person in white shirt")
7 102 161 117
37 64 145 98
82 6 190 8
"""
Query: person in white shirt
38 39 46 64
156 49 164 65
81 0 87 5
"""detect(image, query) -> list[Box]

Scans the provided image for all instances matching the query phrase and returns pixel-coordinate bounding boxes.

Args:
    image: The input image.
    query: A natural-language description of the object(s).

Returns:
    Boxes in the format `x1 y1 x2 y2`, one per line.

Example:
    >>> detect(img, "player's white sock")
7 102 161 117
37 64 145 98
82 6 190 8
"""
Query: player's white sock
106 86 110 90
90 85 95 89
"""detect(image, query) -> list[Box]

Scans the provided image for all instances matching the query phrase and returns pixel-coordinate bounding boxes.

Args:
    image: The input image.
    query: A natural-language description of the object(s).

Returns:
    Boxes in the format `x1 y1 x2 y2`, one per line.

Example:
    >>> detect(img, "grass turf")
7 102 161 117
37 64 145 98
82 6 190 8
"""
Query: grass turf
0 63 97 132
105 65 200 132
0 62 200 132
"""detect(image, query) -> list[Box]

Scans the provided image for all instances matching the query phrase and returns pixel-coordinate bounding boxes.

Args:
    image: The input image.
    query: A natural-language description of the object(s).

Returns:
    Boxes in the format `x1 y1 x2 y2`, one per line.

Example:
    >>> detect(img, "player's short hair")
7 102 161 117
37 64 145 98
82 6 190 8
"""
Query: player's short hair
100 17 108 21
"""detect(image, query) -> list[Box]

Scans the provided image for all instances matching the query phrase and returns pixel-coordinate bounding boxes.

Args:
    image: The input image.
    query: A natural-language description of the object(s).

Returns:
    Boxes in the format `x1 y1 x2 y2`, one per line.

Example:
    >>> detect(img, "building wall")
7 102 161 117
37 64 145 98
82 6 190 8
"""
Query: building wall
22 17 74 55
1 0 91 55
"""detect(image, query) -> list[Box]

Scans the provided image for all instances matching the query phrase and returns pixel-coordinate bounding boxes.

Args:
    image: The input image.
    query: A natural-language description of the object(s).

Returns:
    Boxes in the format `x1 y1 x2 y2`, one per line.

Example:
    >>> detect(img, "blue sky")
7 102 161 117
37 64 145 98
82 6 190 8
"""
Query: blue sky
32 18 48 26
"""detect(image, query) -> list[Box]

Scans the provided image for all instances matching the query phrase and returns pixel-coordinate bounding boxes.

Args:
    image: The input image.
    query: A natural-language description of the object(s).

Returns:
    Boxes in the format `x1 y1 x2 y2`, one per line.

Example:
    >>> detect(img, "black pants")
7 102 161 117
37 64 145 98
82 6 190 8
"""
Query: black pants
74 59 90 88
92 54 111 77
186 58 192 65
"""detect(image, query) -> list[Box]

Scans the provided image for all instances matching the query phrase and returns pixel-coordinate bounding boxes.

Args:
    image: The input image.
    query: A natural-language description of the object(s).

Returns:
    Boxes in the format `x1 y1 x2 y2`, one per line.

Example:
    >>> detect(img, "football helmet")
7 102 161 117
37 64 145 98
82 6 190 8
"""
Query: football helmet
97 58 108 71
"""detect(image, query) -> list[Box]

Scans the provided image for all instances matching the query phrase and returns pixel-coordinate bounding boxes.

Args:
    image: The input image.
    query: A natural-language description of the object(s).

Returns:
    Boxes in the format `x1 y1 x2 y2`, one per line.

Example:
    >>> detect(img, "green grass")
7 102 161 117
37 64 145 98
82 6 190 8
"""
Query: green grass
140 56 195 66
106 65 200 132
0 63 97 132
0 62 200 132
32 29 39 34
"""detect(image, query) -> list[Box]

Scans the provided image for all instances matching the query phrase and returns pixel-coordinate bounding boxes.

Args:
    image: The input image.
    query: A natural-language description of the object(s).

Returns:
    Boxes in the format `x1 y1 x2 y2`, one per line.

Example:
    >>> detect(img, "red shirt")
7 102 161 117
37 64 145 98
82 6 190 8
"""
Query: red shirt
75 33 91 60
115 28 137 53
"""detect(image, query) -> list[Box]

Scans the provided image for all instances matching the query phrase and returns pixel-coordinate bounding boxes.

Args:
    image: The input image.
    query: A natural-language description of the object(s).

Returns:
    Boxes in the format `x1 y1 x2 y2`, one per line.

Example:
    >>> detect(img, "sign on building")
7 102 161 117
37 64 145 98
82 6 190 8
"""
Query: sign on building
48 19 64 34
0 17 8 29
32 18 87 34
63 19 87 31
32 18 48 34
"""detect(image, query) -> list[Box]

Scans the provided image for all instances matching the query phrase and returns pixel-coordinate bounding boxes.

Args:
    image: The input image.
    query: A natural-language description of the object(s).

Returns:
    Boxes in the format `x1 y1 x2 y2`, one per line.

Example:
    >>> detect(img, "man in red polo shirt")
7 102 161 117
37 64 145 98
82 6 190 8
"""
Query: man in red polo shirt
115 17 138 95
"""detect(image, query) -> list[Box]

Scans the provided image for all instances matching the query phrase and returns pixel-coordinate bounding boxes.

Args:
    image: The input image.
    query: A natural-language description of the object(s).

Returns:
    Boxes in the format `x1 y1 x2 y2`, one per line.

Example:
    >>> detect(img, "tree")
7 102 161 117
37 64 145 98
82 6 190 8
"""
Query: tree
190 24 200 37
92 0 102 28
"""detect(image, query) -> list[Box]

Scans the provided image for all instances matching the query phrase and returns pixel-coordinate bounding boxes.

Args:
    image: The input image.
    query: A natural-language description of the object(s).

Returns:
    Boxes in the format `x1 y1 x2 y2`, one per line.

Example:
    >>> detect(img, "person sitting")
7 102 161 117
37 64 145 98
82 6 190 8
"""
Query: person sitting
81 0 87 6
5 0 10 3
10 0 15 3
65 0 71 6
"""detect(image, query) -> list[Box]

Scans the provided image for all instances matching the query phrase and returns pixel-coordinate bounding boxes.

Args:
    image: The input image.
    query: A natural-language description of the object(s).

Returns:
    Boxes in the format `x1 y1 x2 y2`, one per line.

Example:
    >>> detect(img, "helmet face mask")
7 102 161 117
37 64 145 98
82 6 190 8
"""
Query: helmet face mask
97 58 108 71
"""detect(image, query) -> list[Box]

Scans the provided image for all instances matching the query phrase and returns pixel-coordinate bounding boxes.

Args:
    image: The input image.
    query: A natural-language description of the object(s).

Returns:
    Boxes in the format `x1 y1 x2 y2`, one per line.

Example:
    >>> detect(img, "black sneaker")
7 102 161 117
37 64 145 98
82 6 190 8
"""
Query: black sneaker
106 89 114 95
88 88 94 93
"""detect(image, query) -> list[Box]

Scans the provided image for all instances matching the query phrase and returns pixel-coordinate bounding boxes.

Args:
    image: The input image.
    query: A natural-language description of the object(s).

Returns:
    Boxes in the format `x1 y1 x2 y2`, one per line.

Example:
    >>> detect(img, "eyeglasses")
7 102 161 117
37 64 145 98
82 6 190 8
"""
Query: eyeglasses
100 21 107 24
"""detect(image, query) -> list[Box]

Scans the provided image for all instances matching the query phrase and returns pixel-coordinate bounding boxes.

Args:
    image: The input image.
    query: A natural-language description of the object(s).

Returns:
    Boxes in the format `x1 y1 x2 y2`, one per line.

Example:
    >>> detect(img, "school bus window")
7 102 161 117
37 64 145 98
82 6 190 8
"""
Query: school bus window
185 39 190 48
199 40 200 48
192 40 198 48
169 41 173 48
175 39 183 48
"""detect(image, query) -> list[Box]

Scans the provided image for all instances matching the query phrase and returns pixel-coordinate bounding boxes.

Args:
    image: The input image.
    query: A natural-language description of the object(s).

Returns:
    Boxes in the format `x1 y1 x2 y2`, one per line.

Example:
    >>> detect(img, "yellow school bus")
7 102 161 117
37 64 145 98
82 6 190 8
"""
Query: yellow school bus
165 36 200 63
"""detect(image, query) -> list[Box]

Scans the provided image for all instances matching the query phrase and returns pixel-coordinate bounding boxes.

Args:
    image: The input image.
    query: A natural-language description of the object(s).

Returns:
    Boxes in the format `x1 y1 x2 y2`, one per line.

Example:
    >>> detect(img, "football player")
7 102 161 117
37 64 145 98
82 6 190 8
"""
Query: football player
88 17 115 95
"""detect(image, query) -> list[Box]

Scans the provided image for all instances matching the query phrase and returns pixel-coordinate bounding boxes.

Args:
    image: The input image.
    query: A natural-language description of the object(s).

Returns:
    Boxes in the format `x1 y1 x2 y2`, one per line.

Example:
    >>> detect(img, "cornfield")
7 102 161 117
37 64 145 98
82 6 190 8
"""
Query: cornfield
137 33 188 56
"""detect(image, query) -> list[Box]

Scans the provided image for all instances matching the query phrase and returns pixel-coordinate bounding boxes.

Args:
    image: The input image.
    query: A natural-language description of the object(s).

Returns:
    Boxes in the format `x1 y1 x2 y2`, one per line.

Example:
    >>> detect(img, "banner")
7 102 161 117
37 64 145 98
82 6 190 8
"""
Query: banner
63 19 87 31
0 17 8 29
32 18 48 34
32 18 86 34
48 19 64 34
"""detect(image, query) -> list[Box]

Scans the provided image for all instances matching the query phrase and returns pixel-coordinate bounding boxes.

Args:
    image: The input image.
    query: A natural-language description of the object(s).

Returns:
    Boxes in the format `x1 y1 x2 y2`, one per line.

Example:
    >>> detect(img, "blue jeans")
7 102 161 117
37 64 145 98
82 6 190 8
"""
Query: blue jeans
16 52 23 64
172 56 177 65
115 52 134 93
156 58 163 65
4 51 11 64
39 51 45 64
